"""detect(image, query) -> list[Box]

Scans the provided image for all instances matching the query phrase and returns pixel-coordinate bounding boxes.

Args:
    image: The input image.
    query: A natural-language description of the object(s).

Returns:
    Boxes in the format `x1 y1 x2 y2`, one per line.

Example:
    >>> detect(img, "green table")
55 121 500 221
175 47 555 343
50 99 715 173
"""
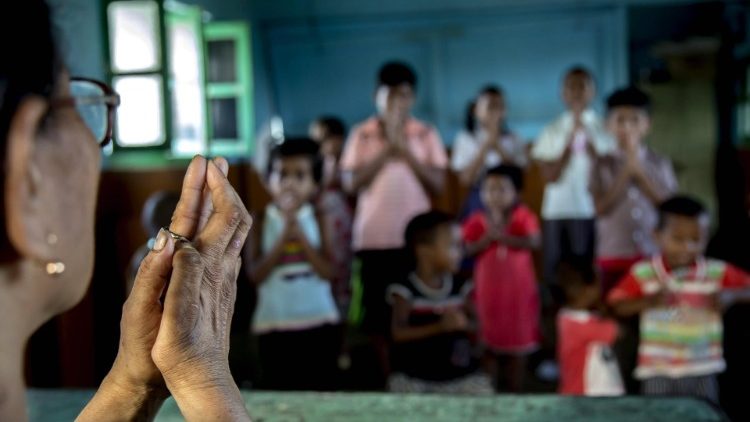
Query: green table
27 389 726 422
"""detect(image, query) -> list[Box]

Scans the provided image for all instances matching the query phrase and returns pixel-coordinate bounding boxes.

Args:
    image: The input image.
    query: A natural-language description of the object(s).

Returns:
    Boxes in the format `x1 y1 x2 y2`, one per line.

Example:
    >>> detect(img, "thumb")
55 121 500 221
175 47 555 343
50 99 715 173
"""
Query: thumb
128 229 175 308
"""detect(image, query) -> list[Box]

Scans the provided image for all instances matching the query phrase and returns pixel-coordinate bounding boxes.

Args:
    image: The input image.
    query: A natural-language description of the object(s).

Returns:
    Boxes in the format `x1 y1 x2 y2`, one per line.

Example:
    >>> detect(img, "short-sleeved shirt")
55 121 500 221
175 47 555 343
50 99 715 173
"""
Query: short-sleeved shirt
451 129 527 172
607 255 750 379
532 110 614 220
590 147 677 259
253 204 340 334
462 205 541 353
386 274 476 381
557 309 623 396
340 117 447 251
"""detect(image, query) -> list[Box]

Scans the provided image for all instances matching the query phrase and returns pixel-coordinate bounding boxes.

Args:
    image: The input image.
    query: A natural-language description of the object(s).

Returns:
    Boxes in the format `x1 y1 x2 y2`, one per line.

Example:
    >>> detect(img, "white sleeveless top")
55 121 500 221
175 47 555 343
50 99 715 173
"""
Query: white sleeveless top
252 204 340 334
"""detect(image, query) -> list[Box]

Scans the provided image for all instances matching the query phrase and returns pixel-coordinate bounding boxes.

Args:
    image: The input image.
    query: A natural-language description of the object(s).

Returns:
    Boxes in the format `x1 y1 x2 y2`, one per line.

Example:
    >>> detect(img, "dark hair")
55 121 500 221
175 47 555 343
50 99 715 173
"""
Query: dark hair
484 164 524 192
404 211 455 253
606 86 652 114
564 65 594 84
464 85 504 133
558 258 598 303
267 137 324 184
0 0 59 262
315 116 346 139
657 195 708 231
377 61 417 90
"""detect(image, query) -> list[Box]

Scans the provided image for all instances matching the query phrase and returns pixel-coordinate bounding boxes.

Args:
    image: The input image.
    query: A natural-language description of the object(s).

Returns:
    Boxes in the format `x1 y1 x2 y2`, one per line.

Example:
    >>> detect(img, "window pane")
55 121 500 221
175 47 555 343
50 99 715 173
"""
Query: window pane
113 75 165 147
169 17 206 155
207 40 237 83
210 98 238 140
108 1 161 72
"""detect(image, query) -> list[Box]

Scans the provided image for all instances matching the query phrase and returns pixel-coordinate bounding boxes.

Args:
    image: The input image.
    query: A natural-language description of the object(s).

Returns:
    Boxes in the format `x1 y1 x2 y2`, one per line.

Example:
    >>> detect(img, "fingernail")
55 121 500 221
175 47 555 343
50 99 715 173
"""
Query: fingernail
153 228 168 252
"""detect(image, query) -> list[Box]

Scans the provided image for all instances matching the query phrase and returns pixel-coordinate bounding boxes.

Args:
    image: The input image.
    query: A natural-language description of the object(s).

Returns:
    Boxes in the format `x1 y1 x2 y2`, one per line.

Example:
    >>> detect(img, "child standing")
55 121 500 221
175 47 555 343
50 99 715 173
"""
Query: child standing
462 165 541 392
387 211 492 394
532 66 614 295
247 138 340 391
591 87 677 296
309 116 354 308
452 86 527 218
557 260 624 396
608 196 750 403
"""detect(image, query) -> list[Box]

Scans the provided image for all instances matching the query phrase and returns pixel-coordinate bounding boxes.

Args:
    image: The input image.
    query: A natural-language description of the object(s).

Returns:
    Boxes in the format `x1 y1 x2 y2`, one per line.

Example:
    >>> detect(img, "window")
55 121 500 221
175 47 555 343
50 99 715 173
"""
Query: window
204 22 254 156
104 0 253 163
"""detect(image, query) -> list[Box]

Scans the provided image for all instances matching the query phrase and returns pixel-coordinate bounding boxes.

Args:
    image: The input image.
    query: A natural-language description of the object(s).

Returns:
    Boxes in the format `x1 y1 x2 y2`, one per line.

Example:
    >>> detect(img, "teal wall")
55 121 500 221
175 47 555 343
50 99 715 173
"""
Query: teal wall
50 0 631 148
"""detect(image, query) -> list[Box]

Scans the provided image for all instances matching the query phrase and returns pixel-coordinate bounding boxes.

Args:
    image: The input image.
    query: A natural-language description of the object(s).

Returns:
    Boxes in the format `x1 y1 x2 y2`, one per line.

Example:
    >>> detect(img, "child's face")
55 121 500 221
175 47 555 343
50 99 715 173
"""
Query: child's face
320 136 344 160
481 175 517 213
655 214 709 268
607 106 650 150
474 93 506 129
376 83 414 121
562 73 595 113
420 224 463 274
268 156 317 212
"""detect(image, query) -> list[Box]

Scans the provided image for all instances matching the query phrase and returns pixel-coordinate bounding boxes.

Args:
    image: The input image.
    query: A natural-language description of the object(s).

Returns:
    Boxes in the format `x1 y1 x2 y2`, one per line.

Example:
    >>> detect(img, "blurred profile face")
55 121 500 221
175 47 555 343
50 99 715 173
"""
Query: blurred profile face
481 175 518 213
309 121 344 160
268 156 317 212
474 92 506 130
607 106 650 151
37 72 102 311
562 72 595 113
376 83 415 121
654 214 709 269
420 224 462 274
308 121 326 143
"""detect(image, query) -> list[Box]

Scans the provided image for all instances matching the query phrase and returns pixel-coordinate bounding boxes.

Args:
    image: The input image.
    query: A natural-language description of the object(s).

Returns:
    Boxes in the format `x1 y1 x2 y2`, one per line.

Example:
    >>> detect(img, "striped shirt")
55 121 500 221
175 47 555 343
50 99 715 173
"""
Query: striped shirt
608 255 750 379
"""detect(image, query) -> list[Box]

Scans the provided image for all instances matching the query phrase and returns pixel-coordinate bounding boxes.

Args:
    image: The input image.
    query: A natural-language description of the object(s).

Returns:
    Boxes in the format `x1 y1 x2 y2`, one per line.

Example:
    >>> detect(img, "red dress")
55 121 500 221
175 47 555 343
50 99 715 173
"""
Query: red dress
462 205 541 354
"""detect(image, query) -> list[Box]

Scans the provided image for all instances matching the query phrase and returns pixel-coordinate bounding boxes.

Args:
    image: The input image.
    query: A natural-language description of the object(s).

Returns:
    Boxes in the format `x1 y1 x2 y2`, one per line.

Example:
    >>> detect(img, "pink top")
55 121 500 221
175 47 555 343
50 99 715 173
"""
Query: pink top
340 116 447 250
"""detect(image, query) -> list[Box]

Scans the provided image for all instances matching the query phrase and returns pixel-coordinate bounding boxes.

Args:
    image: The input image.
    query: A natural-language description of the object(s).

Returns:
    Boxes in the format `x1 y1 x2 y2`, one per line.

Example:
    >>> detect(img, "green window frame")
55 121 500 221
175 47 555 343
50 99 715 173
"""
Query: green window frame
102 0 253 168
204 22 254 157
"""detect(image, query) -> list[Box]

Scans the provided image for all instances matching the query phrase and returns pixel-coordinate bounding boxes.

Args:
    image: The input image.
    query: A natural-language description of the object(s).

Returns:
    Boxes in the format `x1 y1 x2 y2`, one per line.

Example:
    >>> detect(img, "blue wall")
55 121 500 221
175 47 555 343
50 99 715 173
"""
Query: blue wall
50 0 629 149
264 7 627 143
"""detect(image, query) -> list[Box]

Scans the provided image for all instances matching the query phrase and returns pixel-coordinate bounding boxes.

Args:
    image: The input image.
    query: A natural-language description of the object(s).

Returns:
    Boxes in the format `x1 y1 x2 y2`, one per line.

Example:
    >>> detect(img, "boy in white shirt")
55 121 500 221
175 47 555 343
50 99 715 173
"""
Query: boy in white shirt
532 66 614 300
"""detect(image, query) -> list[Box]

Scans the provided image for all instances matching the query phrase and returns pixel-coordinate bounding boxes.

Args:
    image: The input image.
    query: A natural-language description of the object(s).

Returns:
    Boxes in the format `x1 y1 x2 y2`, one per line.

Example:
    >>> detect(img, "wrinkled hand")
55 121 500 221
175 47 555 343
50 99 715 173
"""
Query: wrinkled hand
107 157 233 398
149 156 252 401
441 308 469 332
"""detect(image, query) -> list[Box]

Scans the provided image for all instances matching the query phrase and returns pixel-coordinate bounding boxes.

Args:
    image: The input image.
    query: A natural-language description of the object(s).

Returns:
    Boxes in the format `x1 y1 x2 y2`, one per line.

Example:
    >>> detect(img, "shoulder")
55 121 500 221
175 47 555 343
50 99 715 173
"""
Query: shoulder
704 258 729 279
630 259 658 281
387 276 418 303
463 211 487 229
512 204 539 224
408 118 439 139
453 129 475 144
451 275 474 298
350 117 380 140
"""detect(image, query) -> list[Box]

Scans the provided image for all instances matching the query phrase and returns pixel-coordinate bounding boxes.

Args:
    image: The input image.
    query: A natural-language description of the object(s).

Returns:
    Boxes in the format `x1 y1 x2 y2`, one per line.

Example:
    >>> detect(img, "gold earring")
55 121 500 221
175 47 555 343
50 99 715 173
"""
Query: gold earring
45 232 65 276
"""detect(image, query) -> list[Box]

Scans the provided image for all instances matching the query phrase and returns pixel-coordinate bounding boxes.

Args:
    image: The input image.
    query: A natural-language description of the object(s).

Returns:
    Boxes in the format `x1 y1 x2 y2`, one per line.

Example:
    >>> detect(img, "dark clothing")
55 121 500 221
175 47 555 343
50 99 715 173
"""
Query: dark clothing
387 274 477 382
358 249 410 335
542 218 596 289
257 324 340 391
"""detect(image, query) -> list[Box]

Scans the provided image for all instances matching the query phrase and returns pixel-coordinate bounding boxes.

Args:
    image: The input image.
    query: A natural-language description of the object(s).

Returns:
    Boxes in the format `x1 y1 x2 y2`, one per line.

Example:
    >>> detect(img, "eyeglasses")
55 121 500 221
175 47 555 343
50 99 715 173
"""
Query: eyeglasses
49 77 121 147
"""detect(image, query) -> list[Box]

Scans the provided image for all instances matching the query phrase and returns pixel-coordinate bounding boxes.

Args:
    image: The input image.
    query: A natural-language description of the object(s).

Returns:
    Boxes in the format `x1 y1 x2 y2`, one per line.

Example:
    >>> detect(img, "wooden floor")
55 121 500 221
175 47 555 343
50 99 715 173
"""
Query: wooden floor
28 389 726 422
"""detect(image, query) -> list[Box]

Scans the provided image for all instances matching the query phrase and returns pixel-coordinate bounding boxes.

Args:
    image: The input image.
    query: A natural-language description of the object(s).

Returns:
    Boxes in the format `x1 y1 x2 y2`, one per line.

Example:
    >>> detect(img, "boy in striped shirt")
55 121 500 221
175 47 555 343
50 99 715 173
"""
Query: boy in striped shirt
607 195 750 402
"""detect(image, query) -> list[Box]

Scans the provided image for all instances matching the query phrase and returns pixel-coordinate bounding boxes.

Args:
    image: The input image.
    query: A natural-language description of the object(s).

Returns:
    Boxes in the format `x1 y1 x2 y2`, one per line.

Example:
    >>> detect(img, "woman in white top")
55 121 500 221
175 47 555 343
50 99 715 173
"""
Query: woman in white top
452 86 527 218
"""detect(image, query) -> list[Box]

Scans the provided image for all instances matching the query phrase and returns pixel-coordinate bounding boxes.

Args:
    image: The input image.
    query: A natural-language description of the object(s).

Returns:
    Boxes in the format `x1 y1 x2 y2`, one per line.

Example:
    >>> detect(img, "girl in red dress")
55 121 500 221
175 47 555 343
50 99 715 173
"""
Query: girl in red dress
462 164 542 392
